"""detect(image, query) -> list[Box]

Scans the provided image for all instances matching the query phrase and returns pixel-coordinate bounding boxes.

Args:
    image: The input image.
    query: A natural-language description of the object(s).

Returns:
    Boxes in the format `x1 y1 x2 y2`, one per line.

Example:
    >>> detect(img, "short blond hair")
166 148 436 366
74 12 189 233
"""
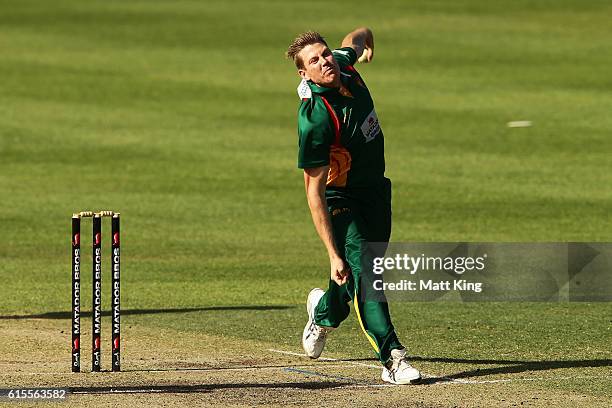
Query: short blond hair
286 31 328 69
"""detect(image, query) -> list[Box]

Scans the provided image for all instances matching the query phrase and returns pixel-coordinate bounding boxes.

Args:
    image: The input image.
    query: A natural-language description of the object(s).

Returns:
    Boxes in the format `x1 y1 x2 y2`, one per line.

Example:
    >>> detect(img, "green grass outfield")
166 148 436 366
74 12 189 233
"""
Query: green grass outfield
0 0 611 404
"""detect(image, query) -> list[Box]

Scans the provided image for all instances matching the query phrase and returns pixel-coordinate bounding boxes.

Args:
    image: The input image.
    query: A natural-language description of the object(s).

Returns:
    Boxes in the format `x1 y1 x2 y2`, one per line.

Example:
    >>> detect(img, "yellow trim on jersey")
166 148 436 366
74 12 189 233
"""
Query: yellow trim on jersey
353 289 380 354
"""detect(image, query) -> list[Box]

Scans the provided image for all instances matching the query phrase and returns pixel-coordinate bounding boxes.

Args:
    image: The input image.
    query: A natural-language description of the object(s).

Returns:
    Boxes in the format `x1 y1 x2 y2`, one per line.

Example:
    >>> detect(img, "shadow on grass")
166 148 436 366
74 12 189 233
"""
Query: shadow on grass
67 381 347 395
0 305 294 320
420 358 612 384
316 356 612 384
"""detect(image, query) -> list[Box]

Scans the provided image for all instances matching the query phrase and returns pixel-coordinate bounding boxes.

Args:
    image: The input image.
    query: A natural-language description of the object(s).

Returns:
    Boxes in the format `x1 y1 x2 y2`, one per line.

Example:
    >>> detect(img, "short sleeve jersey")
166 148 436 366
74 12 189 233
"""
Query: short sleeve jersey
297 47 386 197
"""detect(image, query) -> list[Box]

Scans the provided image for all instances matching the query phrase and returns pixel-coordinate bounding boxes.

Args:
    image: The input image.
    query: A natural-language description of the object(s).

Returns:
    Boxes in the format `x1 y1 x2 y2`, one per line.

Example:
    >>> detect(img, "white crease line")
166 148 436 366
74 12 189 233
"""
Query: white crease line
268 348 380 369
3 368 607 387
268 348 456 384
326 373 612 387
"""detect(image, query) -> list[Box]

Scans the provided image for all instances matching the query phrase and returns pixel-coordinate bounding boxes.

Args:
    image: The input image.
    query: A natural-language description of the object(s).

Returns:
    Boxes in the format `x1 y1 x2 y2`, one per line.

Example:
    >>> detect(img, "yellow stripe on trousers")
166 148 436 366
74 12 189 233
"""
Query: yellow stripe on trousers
353 289 380 354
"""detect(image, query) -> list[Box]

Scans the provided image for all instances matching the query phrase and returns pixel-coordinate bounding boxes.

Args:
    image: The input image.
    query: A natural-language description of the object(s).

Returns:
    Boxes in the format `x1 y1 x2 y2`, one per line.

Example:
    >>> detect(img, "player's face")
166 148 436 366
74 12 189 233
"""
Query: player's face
298 43 340 88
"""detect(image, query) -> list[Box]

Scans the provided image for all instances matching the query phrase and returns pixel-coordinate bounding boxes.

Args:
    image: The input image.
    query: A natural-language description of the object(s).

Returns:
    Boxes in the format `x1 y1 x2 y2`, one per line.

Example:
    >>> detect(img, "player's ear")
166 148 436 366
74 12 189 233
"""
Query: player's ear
298 68 309 81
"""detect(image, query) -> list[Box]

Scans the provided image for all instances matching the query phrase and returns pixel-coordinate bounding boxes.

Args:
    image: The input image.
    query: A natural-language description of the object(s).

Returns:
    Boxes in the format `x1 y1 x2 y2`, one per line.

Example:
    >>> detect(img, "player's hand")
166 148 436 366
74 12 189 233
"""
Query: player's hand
330 256 350 286
357 46 374 63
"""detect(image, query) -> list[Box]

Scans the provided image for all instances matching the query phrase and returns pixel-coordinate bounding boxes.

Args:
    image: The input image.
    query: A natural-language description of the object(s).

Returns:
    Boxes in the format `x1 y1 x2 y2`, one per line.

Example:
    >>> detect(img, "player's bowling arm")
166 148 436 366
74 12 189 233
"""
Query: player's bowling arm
303 166 349 285
341 27 374 63
304 165 339 259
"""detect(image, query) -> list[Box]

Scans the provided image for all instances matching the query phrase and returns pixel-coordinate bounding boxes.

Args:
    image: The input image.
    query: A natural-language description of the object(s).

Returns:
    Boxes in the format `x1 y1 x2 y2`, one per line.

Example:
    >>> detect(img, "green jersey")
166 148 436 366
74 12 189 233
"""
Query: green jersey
296 47 387 200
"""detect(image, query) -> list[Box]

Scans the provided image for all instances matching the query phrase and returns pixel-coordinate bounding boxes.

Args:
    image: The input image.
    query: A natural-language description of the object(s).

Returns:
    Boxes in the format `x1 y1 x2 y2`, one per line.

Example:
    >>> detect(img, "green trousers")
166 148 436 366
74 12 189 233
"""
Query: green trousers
314 178 403 364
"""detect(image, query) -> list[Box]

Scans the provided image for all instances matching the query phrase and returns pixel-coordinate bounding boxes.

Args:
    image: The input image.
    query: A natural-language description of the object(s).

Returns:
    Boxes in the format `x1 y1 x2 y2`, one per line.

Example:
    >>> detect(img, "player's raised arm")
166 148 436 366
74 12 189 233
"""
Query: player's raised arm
341 27 374 63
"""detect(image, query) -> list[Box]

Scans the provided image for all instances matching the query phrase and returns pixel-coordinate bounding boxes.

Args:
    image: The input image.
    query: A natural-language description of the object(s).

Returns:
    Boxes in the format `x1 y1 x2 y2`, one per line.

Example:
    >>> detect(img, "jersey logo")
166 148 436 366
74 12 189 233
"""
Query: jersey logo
297 79 312 99
361 109 381 142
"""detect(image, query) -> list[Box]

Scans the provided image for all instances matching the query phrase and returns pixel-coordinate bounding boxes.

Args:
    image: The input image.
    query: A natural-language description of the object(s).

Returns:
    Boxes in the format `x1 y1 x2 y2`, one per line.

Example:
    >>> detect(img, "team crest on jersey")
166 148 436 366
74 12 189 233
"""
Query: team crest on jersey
361 109 381 142
297 79 312 99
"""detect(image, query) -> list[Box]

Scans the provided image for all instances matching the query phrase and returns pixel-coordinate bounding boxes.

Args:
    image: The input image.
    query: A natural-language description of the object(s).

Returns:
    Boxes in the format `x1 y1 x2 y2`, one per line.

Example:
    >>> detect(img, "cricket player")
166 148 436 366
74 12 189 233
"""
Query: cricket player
286 28 422 384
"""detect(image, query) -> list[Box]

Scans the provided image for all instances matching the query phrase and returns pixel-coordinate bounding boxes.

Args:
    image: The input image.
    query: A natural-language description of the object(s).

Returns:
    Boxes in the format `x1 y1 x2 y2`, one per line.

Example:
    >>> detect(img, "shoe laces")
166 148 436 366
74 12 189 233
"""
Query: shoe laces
388 354 412 372
397 358 414 370
310 323 330 342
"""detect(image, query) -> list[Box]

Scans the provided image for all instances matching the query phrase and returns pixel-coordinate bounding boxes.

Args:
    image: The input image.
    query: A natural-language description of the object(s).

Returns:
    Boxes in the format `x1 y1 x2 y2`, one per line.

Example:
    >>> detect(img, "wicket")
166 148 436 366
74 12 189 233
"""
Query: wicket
71 211 121 373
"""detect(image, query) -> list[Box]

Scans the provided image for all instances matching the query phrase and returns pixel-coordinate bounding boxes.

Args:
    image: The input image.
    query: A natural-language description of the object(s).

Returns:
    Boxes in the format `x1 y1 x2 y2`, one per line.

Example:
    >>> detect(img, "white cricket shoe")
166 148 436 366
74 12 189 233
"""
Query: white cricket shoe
302 288 334 359
381 348 422 384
